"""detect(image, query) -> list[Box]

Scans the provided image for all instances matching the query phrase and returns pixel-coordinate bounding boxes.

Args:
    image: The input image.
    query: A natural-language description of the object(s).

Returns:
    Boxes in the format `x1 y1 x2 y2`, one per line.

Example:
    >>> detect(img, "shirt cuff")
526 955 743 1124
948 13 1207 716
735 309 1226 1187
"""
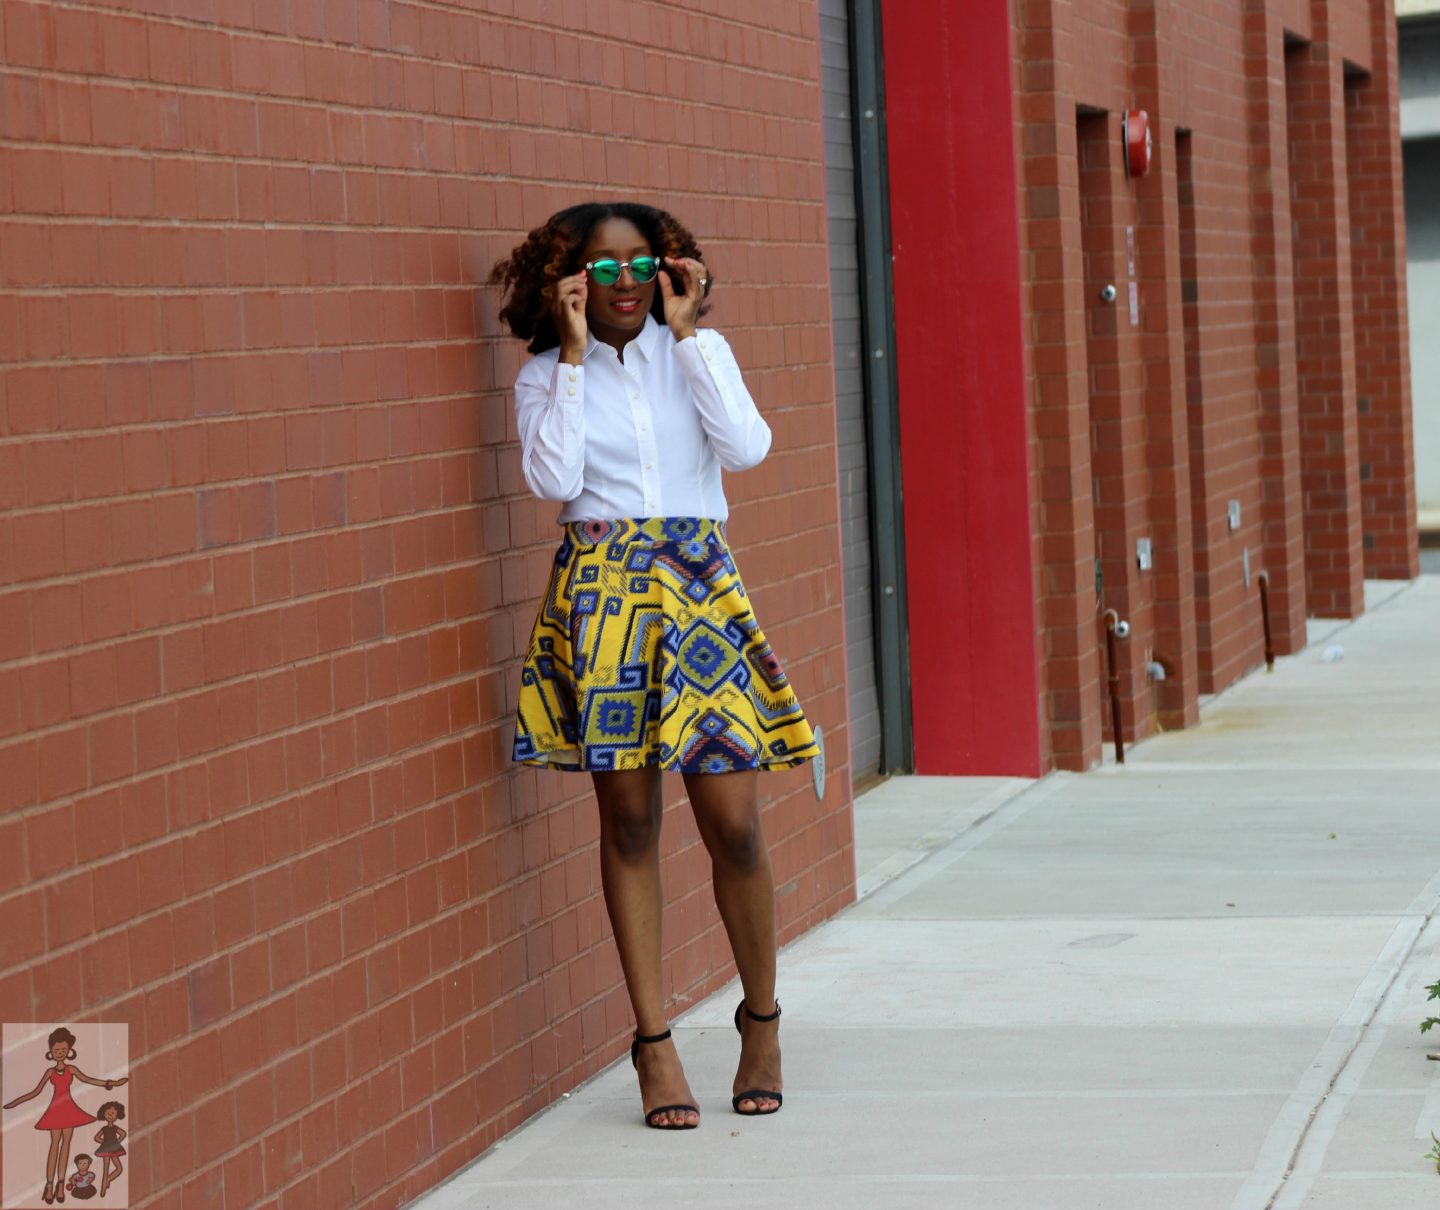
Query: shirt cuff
552 361 585 405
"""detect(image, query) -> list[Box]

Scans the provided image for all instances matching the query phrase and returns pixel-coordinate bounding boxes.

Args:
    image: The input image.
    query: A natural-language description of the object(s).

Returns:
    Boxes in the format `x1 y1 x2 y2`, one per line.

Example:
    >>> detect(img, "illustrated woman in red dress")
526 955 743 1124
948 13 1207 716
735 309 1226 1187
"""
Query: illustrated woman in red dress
2 1028 127 1205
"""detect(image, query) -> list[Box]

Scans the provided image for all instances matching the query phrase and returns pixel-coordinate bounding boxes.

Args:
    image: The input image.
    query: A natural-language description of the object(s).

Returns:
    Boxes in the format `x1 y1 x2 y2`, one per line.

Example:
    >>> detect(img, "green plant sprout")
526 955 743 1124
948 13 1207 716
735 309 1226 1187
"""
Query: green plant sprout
1421 981 1440 1035
1425 1132 1440 1175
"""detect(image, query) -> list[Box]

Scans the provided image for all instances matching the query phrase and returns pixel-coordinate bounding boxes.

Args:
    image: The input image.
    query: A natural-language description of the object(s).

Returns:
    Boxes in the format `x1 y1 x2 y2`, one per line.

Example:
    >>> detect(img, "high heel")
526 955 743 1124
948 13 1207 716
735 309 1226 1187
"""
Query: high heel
42 1181 55 1204
732 999 783 1115
630 1029 700 1129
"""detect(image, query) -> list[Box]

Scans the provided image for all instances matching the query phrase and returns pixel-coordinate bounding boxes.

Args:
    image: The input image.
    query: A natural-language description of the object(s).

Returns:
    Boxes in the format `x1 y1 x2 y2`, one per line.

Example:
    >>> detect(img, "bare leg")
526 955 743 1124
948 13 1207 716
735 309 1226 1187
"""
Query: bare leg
56 1130 72 1201
682 769 782 1113
592 767 698 1128
45 1131 60 1200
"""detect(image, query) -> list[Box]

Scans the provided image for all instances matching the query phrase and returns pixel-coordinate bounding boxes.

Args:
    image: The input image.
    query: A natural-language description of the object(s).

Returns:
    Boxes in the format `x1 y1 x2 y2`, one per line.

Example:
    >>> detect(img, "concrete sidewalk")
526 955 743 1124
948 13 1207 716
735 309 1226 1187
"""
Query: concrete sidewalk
414 577 1440 1210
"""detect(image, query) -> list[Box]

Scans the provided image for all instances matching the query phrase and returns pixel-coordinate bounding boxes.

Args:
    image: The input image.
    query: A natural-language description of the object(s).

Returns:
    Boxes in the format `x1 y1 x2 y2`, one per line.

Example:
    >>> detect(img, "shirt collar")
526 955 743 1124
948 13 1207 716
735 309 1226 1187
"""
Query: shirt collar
581 313 662 363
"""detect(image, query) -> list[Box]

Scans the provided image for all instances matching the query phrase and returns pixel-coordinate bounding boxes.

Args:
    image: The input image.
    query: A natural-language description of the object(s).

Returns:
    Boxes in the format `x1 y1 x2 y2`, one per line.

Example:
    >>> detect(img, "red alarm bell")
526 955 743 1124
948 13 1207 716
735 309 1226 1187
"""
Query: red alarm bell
1123 109 1152 178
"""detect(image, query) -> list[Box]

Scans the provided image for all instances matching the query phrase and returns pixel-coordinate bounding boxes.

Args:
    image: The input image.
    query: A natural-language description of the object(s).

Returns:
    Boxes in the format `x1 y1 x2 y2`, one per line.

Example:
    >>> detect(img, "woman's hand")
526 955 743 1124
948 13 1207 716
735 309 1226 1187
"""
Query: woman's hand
660 255 708 340
550 272 588 364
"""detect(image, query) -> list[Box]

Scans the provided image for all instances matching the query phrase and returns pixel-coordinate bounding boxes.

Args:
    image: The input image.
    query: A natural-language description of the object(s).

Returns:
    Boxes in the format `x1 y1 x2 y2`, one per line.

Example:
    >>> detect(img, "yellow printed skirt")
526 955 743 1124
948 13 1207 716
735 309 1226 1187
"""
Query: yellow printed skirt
513 518 818 773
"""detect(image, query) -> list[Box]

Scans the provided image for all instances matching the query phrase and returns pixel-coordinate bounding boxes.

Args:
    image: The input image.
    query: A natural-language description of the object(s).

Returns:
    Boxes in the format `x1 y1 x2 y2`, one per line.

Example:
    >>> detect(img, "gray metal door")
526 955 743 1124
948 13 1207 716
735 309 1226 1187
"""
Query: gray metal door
820 0 882 779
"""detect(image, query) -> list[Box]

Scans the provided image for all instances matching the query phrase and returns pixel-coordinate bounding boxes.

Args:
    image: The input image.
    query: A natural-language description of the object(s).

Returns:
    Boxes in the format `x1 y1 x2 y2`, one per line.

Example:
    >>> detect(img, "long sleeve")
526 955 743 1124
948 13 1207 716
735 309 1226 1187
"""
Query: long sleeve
671 330 772 471
515 358 587 501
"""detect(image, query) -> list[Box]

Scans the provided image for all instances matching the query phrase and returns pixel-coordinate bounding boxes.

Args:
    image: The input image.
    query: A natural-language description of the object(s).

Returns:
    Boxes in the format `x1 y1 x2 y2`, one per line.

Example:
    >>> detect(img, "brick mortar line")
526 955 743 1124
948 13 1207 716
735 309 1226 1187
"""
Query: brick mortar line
4 731 518 971
0 541 845 696
0 491 844 603
0 562 505 675
0 132 827 184
0 212 830 252
0 590 519 731
9 1 823 92
0 470 488 567
0 630 516 802
0 623 846 789
438 0 823 50
32 0 823 74
0 48 825 148
0 395 841 451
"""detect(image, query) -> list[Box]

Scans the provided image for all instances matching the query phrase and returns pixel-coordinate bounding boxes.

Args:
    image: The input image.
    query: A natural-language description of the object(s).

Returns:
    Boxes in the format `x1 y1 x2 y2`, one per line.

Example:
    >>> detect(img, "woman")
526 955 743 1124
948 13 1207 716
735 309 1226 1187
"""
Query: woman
490 202 819 1129
2 1027 127 1204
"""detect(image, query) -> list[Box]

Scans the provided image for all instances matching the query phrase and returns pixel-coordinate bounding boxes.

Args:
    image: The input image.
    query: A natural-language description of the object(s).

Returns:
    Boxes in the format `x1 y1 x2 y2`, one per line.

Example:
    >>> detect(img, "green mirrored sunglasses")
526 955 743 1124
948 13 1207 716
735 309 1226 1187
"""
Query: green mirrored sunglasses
584 256 660 286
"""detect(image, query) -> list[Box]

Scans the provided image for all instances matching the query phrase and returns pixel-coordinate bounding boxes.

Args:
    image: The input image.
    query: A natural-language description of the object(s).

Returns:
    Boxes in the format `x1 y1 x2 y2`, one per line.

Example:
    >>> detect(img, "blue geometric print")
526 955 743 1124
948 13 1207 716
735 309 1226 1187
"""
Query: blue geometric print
513 518 817 774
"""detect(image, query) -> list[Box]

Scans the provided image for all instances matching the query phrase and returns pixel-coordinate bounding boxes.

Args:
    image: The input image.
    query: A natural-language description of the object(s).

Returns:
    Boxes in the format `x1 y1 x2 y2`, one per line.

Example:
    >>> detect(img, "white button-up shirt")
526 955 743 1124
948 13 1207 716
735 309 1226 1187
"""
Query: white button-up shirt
513 314 772 522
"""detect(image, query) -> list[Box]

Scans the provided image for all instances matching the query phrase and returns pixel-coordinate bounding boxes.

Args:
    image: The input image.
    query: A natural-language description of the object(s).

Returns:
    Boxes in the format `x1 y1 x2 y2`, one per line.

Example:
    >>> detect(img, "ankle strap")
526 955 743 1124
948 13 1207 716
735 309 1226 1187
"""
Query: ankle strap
633 1027 672 1045
741 999 781 1023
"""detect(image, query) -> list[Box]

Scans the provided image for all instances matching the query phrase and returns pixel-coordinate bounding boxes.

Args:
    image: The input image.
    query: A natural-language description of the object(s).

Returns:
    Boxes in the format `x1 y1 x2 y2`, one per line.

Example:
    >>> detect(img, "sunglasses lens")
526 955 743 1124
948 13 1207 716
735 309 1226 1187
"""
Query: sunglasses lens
630 257 659 283
589 259 621 285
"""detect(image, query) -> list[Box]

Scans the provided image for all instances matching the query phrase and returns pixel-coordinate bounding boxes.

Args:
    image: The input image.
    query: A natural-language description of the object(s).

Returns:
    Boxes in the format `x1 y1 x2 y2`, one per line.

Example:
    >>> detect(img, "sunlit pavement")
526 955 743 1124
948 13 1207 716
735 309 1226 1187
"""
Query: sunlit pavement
413 576 1440 1210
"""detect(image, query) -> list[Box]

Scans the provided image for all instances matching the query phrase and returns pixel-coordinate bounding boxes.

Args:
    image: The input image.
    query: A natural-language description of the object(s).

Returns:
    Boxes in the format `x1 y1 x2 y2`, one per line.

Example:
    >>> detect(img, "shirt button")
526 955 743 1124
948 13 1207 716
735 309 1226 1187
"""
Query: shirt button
568 372 577 382
567 387 576 397
644 463 653 470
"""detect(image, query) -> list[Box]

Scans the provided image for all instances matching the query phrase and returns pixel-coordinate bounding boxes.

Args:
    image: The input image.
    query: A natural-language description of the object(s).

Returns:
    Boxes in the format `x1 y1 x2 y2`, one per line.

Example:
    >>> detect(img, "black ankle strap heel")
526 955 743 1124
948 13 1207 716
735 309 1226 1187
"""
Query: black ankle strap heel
736 1000 781 1025
732 998 783 1115
631 1028 700 1130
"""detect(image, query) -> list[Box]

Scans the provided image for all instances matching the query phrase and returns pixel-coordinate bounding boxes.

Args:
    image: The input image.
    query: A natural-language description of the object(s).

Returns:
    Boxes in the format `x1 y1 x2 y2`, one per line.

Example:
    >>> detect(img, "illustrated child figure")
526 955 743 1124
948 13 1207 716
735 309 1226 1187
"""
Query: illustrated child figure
2 1027 128 1205
65 1156 97 1200
91 1102 127 1198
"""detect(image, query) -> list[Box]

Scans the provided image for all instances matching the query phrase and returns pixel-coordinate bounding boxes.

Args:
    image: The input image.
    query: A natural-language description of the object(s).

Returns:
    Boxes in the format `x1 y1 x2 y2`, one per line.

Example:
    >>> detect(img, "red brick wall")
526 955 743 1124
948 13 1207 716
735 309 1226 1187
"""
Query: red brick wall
1015 0 1106 772
1011 0 1414 769
0 2 851 1205
1349 0 1419 579
1289 27 1366 619
1247 0 1311 660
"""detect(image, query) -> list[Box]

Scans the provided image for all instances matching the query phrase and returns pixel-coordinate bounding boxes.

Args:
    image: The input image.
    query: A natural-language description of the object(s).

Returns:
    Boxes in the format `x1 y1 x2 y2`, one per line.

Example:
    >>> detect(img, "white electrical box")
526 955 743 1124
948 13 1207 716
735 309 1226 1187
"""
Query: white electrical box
1228 500 1241 531
1136 538 1153 572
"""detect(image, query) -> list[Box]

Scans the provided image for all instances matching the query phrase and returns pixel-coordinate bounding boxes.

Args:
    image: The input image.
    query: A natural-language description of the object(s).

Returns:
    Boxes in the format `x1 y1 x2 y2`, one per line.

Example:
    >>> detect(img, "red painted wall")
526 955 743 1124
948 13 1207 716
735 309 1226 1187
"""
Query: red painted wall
880 0 1042 776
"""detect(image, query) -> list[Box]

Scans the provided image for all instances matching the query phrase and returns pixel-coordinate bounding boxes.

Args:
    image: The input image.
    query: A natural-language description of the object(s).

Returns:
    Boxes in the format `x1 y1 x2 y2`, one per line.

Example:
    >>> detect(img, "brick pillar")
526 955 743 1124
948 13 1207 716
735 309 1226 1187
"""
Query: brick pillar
1131 0 1200 731
1079 112 1155 748
1015 0 1104 772
1245 0 1310 651
1349 0 1420 579
1287 10 1366 618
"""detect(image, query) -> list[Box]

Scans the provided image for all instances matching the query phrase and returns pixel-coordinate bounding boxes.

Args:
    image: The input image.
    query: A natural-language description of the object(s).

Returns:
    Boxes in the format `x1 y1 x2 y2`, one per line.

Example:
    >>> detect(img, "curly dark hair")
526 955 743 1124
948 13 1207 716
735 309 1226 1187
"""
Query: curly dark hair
96 1101 125 1121
46 1027 77 1059
489 201 712 354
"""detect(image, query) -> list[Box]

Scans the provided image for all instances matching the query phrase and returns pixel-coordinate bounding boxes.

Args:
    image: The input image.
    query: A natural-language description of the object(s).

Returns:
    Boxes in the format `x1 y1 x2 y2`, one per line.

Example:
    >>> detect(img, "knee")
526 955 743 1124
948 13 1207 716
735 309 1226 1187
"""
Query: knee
602 797 661 860
706 813 763 873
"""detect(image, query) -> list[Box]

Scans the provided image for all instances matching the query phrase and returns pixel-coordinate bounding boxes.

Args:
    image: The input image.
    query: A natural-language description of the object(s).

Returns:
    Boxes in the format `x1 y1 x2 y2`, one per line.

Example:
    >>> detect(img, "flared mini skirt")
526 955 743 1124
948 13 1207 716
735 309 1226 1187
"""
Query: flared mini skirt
513 517 818 773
